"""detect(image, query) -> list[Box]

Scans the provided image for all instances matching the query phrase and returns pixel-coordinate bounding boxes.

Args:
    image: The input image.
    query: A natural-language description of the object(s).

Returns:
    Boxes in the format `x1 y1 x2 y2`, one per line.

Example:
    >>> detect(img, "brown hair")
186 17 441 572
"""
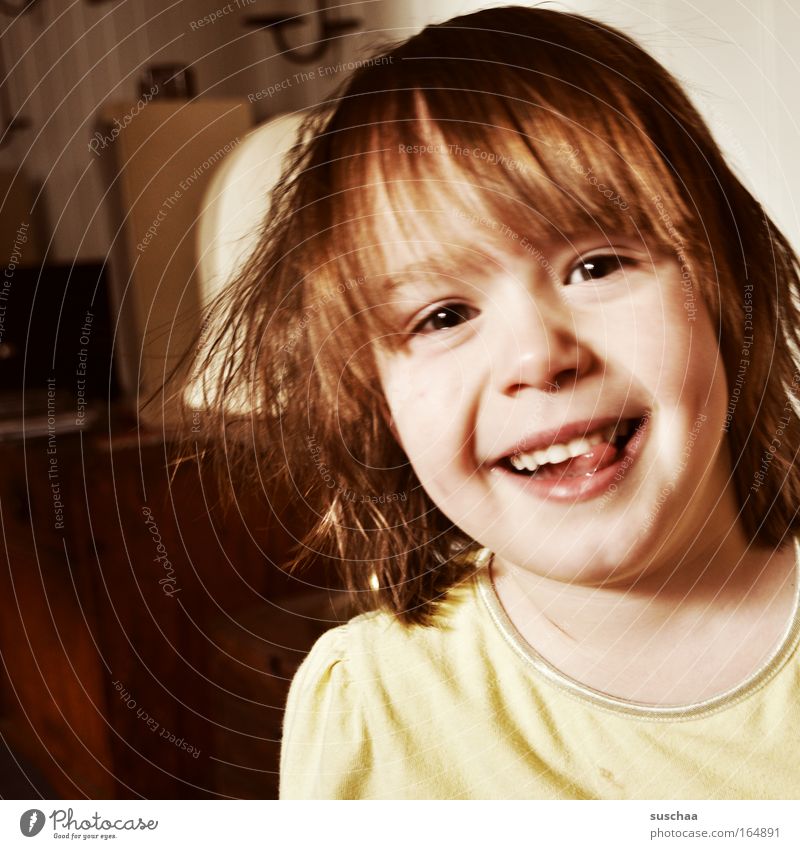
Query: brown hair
190 5 800 624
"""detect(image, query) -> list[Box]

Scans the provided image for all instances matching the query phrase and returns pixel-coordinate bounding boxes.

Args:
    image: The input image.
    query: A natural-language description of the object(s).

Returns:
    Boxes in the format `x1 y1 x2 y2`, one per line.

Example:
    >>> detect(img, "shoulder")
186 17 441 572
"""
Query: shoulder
279 578 486 798
321 579 485 682
284 589 473 705
280 610 388 716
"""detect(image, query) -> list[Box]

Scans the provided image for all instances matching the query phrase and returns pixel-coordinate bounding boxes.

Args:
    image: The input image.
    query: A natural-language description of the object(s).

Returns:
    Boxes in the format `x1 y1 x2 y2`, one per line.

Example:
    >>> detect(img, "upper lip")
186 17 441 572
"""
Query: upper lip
493 412 646 463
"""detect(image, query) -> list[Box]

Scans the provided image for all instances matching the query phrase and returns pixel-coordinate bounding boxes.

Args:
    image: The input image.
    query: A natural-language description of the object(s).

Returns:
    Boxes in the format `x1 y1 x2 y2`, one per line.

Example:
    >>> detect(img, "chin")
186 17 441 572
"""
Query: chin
494 548 616 586
492 510 667 585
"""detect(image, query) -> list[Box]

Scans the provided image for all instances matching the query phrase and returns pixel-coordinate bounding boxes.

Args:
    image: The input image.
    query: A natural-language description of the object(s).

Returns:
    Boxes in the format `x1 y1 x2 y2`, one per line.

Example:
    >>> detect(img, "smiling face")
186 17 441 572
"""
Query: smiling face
302 46 747 596
375 216 732 587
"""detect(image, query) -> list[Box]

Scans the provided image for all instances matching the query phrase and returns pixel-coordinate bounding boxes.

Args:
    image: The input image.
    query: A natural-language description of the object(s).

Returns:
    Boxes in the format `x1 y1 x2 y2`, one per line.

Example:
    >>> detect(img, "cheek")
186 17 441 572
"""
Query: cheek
670 296 727 413
381 343 471 417
380 350 477 477
633 289 728 459
689 309 730 446
610 283 723 404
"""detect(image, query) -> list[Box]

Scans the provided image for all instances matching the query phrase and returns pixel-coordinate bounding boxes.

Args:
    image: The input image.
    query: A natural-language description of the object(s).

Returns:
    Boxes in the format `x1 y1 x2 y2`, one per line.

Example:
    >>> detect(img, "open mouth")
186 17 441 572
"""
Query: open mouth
500 414 648 480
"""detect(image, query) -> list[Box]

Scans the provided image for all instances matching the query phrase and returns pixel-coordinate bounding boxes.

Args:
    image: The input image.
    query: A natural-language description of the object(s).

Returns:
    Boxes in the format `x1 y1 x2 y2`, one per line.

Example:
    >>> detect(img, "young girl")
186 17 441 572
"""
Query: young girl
196 6 800 799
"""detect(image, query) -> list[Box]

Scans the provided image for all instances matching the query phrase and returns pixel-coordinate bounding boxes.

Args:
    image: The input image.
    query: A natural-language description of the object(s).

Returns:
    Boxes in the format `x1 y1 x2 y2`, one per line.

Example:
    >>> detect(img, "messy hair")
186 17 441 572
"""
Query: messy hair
189 5 800 624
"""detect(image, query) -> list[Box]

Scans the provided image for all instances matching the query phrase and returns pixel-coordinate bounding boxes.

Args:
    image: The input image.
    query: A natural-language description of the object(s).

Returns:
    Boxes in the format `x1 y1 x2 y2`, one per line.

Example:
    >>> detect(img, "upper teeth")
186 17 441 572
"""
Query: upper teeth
509 420 633 472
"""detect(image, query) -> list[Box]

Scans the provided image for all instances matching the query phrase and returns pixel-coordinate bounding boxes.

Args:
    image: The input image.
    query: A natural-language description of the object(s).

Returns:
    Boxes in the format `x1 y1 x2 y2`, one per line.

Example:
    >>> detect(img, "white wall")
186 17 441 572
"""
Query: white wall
0 0 349 262
1 0 797 260
354 0 800 251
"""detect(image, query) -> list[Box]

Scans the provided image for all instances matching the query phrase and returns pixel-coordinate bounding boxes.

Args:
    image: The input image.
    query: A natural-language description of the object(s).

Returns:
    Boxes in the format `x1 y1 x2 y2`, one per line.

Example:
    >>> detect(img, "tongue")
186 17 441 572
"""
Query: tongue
533 441 620 480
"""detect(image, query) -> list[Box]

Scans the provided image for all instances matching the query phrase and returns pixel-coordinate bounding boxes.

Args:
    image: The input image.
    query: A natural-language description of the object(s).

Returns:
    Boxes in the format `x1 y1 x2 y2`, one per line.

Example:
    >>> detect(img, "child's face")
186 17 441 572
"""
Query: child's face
377 225 731 585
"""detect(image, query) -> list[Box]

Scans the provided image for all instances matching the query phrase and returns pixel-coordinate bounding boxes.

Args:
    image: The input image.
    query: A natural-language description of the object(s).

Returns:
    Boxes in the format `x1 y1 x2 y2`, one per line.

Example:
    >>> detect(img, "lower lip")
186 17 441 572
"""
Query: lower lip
495 415 650 503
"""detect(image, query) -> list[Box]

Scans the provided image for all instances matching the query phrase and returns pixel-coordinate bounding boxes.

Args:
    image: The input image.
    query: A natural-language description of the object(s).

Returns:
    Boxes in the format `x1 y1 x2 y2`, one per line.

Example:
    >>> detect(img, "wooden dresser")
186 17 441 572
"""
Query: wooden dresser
0 417 347 799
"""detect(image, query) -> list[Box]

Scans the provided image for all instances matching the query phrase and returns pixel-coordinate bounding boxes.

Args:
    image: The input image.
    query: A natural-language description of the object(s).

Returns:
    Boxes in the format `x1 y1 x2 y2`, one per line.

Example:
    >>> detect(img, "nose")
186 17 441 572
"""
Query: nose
490 289 592 396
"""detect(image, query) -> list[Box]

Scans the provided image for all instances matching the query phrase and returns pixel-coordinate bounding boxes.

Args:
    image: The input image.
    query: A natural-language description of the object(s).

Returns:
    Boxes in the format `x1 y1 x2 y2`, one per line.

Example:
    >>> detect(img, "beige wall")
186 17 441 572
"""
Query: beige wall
365 0 800 251
3 1 795 262
0 0 357 263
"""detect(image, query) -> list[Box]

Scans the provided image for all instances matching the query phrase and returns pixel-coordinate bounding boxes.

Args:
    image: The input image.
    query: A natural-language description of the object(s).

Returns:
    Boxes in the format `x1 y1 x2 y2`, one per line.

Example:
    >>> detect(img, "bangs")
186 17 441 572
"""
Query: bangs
302 50 705 349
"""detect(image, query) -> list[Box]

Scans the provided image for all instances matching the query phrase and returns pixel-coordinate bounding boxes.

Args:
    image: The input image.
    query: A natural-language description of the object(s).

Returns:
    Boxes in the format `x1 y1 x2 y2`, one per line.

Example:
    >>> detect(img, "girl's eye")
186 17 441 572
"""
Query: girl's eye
566 253 634 285
413 303 477 334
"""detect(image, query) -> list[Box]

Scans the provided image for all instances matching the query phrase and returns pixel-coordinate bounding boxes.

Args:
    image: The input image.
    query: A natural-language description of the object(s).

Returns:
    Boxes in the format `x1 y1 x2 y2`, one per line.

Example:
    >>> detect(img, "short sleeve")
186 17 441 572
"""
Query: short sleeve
279 623 371 799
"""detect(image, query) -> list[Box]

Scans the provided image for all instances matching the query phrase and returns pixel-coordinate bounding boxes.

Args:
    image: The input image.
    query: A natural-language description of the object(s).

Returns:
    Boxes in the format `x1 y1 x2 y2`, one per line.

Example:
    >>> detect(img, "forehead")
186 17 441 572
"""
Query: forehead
314 88 695 331
332 121 658 280
349 166 646 297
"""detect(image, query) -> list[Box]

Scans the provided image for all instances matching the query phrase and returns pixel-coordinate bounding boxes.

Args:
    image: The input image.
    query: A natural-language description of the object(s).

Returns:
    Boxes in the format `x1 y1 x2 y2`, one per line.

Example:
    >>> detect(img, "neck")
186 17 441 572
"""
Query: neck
490 483 798 703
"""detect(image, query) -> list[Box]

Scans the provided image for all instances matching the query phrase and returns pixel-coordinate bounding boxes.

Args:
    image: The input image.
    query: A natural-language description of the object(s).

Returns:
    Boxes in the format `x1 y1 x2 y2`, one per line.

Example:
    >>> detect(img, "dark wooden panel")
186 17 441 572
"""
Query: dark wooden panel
0 434 114 798
0 425 341 798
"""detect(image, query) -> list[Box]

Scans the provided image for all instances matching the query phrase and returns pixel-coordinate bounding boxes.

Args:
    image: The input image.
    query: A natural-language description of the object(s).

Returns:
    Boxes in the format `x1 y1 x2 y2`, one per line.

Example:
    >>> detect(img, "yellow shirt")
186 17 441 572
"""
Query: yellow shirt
279 567 800 799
